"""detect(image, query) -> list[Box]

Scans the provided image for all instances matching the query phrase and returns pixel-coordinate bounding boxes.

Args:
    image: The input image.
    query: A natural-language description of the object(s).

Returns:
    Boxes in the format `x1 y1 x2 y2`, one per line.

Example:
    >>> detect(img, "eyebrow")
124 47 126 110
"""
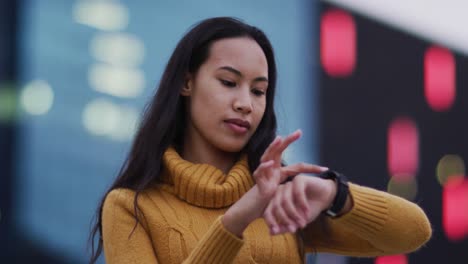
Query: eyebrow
218 66 268 83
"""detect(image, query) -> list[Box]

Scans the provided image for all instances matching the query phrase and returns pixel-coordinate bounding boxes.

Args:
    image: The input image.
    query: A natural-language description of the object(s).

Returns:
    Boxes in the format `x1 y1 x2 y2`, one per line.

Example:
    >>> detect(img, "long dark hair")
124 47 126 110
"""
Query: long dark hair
88 17 278 263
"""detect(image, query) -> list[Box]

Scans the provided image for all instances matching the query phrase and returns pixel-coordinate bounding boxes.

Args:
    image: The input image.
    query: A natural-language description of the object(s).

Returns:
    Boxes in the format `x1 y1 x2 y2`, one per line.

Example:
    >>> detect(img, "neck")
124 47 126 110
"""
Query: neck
181 136 238 175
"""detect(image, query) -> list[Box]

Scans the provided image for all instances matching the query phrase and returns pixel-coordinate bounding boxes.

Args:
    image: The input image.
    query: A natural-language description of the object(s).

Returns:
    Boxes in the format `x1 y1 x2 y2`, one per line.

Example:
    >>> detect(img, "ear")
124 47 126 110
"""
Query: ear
180 74 193 96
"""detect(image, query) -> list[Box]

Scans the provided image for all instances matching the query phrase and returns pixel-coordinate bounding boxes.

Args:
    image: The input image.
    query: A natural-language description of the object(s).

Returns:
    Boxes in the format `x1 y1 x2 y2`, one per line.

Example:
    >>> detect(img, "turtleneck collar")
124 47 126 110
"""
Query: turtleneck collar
160 147 255 208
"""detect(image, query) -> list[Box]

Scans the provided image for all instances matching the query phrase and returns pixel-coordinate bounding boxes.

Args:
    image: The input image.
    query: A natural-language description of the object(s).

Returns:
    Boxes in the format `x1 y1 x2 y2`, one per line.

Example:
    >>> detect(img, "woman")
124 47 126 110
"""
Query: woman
89 17 432 263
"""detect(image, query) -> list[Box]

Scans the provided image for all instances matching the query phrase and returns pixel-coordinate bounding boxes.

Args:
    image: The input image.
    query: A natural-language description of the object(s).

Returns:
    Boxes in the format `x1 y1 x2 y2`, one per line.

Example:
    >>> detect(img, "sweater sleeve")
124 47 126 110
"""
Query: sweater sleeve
300 183 432 257
102 189 244 264
182 216 244 264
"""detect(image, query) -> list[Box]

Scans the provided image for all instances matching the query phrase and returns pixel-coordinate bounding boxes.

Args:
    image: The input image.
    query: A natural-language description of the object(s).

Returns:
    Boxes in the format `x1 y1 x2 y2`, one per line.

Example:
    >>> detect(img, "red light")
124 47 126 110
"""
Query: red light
443 177 468 241
375 255 407 264
320 9 356 77
387 117 419 179
424 46 456 112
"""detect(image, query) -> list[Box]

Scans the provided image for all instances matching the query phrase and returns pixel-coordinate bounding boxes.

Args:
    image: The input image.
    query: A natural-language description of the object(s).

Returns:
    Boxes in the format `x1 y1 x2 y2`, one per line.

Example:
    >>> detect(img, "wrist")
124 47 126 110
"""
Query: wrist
222 210 249 238
323 179 338 211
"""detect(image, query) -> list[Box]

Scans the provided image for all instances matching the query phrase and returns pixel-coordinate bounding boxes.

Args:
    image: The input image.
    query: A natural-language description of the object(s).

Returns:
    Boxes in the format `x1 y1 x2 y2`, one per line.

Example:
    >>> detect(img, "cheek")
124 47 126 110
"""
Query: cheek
202 94 228 116
190 90 226 124
193 79 227 112
253 100 267 125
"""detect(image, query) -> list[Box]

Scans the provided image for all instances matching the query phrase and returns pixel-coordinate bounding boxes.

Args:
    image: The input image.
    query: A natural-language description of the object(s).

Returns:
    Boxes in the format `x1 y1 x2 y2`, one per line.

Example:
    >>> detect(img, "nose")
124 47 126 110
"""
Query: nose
233 88 253 114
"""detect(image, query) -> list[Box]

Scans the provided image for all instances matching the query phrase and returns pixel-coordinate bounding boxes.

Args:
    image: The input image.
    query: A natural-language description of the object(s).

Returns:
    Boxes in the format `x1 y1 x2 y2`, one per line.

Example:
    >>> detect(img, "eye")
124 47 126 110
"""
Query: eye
220 79 236 87
252 89 266 96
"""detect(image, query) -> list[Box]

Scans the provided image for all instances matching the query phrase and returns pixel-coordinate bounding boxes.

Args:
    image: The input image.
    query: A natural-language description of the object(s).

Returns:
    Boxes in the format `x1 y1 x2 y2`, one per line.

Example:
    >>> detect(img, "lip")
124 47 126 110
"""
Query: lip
224 118 251 134
224 118 251 129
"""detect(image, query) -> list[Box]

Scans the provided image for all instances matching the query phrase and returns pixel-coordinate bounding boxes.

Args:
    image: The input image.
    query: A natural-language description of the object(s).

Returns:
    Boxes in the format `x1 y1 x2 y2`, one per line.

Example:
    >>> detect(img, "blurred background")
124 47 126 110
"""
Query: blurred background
0 0 466 263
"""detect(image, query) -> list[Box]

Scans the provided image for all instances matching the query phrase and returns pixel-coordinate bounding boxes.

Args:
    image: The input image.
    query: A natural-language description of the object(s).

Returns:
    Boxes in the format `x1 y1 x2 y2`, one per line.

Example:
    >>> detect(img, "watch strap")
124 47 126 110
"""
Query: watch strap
318 170 349 217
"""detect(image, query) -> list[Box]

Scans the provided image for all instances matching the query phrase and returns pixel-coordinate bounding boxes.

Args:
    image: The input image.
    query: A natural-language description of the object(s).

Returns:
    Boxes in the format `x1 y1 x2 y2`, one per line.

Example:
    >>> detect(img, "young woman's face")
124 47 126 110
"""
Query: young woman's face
182 37 268 153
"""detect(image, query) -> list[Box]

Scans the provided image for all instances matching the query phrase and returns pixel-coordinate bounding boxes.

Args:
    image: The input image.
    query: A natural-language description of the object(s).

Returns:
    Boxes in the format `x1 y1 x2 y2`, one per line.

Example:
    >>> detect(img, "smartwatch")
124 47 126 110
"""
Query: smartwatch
318 170 349 218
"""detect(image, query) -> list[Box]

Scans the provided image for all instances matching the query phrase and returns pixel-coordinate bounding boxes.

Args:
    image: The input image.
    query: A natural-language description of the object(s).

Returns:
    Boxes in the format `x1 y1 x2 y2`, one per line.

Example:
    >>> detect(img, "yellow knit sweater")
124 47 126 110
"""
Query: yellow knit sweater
102 147 432 263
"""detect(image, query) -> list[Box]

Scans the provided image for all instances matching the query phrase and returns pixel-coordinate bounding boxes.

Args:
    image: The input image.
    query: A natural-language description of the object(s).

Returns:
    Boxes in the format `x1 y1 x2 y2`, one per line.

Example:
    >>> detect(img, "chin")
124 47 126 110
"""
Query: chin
217 143 244 153
214 137 249 153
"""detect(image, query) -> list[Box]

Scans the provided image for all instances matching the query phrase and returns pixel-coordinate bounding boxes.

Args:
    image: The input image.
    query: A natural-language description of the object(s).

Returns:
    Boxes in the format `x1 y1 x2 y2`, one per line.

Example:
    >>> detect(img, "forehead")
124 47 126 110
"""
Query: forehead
205 37 268 78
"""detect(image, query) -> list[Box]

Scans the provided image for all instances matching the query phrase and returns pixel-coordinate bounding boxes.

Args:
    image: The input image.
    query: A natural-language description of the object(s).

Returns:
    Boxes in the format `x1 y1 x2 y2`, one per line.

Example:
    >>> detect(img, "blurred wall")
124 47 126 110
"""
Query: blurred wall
0 0 19 260
319 2 468 264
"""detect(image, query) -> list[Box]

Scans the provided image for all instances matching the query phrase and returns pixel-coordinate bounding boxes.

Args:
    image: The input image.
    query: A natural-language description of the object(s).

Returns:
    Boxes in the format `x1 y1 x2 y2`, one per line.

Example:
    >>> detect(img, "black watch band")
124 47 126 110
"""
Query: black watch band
318 170 349 218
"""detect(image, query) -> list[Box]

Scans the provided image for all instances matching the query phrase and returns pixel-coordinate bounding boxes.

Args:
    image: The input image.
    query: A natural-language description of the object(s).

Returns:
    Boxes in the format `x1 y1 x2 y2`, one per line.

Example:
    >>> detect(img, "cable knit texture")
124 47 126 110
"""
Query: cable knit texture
102 147 432 263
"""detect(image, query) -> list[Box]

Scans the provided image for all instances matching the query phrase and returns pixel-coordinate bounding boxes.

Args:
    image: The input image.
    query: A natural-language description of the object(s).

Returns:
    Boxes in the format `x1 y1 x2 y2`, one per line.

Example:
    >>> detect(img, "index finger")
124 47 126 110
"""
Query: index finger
279 163 328 182
260 136 282 163
274 130 302 158
261 130 302 163
266 130 302 164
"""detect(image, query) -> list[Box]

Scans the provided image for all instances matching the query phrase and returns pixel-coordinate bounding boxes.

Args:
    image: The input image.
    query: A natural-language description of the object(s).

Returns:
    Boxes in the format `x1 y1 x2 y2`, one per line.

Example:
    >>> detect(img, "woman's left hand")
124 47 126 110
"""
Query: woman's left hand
263 174 338 235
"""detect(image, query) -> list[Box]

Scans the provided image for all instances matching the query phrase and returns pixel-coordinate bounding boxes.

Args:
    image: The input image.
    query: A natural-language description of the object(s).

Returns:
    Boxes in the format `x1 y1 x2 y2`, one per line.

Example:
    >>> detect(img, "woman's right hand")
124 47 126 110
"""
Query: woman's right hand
222 130 328 237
